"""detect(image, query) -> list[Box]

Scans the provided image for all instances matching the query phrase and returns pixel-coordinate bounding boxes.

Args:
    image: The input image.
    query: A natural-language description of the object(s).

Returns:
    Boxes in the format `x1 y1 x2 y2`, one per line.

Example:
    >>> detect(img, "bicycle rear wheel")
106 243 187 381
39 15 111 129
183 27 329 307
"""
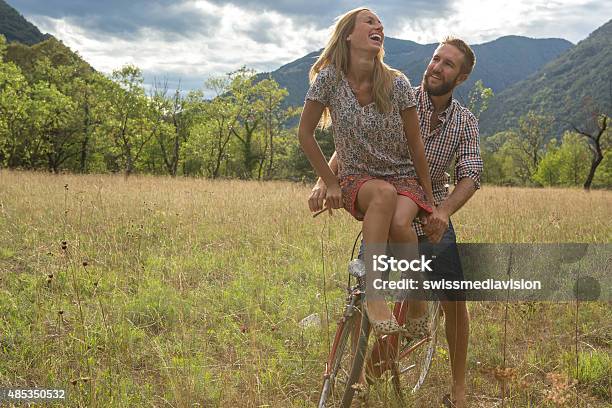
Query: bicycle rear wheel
395 300 441 394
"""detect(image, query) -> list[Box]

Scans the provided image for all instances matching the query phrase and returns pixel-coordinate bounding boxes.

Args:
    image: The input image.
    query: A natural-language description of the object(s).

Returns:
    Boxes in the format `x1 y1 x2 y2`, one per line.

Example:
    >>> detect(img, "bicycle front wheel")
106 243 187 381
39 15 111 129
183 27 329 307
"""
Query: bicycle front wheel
318 295 370 408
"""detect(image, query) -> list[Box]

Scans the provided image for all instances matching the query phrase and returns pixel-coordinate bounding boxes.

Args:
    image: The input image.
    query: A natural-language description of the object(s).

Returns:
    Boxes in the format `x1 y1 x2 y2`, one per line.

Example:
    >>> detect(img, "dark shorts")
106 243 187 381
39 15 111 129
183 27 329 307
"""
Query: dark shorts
358 221 465 301
418 221 465 301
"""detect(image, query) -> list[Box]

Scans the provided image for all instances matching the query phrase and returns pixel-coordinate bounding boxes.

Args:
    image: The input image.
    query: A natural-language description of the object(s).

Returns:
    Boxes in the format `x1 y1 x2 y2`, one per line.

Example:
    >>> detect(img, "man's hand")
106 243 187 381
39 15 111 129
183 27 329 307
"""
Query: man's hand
422 207 449 243
308 178 327 212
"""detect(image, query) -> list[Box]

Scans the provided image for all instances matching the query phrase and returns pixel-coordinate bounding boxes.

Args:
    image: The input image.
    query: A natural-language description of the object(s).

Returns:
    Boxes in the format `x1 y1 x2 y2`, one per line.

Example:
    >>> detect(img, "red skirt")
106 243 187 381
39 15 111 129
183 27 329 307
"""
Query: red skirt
339 174 433 221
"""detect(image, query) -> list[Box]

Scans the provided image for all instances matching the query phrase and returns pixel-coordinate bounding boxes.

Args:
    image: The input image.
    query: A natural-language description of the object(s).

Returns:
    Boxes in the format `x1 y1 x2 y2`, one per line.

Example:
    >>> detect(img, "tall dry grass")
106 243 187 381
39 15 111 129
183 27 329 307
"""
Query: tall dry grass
0 170 610 407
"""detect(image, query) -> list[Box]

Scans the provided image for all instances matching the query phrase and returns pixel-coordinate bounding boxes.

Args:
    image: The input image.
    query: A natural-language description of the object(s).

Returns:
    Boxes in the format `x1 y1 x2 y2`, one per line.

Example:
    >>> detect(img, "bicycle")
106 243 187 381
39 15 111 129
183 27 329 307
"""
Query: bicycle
316 223 442 408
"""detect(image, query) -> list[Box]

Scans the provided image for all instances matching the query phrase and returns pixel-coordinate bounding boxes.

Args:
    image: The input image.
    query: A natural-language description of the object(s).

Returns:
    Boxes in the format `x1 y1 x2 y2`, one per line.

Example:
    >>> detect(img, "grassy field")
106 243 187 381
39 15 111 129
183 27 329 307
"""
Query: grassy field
0 170 610 407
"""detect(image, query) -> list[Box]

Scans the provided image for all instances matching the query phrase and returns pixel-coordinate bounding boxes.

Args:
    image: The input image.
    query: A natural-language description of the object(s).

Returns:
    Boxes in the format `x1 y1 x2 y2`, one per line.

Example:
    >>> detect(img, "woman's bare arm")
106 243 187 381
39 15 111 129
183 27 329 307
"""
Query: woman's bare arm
401 107 435 205
298 100 342 210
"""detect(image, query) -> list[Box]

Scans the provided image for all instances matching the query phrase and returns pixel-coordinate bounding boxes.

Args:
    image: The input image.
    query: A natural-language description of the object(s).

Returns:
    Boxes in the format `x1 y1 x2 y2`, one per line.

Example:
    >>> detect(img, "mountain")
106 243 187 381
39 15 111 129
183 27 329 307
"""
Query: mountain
479 19 612 137
4 36 94 79
261 36 573 107
0 0 93 77
0 0 47 45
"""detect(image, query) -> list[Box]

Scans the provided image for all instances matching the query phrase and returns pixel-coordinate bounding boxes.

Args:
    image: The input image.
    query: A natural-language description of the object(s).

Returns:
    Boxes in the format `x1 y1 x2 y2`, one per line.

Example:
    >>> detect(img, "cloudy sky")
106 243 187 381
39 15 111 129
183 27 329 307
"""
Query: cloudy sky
8 0 612 92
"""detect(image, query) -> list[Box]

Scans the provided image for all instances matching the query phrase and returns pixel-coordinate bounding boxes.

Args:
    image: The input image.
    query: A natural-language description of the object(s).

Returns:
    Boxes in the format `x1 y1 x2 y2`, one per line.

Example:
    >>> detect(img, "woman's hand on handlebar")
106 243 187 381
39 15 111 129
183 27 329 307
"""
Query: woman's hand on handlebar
309 178 327 212
325 181 342 211
309 178 341 217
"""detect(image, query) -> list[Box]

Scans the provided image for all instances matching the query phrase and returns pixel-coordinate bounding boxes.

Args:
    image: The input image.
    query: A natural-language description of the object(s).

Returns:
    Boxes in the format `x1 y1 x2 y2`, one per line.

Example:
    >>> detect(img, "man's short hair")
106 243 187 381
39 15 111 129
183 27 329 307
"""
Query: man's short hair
441 36 475 76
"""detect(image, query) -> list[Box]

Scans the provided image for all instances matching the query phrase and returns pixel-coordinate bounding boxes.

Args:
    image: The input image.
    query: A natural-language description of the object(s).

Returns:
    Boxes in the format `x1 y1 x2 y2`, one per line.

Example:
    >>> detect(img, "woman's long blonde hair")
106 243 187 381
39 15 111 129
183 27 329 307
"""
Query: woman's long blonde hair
309 7 402 127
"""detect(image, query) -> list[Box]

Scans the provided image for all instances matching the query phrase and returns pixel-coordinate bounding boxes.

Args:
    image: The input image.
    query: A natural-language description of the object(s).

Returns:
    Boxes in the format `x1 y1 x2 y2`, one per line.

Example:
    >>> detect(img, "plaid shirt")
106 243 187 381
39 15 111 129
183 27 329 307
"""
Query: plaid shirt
412 86 483 236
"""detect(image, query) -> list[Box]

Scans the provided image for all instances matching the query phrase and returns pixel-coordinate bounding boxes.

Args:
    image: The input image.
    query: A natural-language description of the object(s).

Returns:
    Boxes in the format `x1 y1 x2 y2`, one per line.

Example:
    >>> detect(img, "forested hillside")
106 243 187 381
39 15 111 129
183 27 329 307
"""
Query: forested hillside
480 19 612 137
0 0 46 45
261 36 573 107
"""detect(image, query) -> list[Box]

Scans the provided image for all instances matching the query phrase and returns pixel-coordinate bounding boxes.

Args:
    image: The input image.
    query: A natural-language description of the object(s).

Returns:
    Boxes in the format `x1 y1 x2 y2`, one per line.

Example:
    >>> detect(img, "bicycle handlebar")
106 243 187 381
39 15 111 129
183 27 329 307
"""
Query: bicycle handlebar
312 208 328 218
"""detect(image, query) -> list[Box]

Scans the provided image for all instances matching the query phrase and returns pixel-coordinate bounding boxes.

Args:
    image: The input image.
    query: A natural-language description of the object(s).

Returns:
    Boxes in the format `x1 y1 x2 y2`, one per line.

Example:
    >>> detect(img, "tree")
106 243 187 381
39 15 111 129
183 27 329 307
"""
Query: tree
532 139 561 186
28 81 76 172
481 131 515 185
256 77 300 180
533 132 591 186
496 131 533 184
102 65 154 176
591 148 612 188
486 111 554 184
187 75 243 178
467 79 494 120
148 79 201 176
3 35 104 173
226 67 263 178
565 89 612 190
0 45 32 168
217 68 300 179
287 127 336 182
28 57 90 172
74 73 110 173
573 114 609 190
557 132 591 186
518 111 553 171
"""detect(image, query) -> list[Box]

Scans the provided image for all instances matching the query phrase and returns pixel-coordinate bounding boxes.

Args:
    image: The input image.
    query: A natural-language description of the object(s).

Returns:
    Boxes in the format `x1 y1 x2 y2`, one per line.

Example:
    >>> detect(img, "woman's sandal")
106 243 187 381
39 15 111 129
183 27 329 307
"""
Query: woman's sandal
402 314 430 340
363 302 408 337
371 317 408 336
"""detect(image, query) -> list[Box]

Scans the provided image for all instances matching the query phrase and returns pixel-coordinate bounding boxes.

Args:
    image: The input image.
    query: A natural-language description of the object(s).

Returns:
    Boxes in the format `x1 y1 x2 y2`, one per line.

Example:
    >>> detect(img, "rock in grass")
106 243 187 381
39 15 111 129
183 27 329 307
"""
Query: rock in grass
299 313 321 329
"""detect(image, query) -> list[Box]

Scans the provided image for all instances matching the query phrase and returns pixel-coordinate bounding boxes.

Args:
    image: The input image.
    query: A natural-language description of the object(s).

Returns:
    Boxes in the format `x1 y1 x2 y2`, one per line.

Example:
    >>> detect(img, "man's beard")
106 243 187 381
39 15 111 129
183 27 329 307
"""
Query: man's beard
422 72 459 96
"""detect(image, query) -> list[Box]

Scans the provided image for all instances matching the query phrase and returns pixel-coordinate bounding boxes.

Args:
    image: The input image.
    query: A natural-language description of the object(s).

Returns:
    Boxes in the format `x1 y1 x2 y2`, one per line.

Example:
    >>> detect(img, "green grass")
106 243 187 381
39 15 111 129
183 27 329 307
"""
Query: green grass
0 170 610 407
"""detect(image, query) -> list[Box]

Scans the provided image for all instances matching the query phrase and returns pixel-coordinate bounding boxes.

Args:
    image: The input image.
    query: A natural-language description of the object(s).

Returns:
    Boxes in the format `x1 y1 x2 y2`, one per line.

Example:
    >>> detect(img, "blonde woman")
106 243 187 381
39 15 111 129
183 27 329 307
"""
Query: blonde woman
298 8 437 336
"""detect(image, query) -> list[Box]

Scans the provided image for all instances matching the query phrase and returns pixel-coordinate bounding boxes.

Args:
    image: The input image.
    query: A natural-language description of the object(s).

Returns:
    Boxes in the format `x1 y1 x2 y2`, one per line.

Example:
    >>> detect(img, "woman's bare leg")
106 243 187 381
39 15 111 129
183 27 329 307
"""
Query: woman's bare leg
355 179 397 322
389 195 427 318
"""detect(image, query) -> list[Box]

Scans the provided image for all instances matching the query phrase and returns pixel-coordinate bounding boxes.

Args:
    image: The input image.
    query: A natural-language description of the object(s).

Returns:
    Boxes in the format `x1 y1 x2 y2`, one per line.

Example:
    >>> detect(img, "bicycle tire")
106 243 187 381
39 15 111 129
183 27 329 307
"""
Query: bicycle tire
396 300 441 394
318 313 353 407
340 302 370 408
318 293 369 408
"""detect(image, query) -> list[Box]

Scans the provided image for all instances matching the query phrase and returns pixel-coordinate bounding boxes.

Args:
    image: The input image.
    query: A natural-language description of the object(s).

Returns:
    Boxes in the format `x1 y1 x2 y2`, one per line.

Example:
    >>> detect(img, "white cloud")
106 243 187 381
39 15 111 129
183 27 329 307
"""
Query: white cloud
22 0 612 92
29 1 328 83
395 0 611 44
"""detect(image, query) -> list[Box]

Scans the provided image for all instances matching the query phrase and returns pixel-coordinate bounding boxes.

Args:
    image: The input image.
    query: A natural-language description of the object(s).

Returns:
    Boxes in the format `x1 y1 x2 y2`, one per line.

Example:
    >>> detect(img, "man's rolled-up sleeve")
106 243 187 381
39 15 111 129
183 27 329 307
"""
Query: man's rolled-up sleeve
454 113 483 188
